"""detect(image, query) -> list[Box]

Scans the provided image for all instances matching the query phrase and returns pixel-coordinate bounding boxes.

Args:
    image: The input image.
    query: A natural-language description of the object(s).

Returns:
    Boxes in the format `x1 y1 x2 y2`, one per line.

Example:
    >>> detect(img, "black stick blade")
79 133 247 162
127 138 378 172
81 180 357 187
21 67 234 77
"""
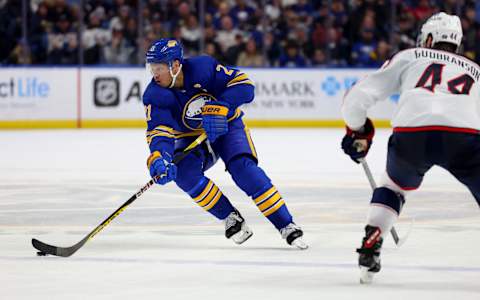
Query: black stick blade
32 238 84 257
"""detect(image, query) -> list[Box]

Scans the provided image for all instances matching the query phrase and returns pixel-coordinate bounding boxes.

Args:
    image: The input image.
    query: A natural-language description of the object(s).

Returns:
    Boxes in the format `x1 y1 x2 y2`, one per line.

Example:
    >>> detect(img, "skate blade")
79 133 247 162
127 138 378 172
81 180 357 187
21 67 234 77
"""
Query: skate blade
231 227 253 245
359 267 374 284
291 237 309 250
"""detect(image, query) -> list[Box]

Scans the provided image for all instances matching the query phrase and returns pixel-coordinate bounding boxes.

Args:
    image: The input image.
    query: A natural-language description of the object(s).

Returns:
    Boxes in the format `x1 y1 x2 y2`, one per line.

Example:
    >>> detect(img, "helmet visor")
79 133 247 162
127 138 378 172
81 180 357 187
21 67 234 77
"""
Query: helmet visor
146 62 169 77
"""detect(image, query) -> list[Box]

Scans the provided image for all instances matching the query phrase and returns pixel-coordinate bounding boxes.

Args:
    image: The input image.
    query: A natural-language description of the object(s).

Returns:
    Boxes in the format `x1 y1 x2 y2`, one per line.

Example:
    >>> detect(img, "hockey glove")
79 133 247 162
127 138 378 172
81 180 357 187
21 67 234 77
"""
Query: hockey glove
201 101 229 143
341 118 375 163
147 151 177 185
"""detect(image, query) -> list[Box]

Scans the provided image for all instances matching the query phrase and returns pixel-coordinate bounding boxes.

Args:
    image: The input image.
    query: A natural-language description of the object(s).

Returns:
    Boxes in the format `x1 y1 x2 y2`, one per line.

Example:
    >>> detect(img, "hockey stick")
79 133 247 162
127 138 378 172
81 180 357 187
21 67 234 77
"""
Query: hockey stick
32 133 207 257
358 158 411 246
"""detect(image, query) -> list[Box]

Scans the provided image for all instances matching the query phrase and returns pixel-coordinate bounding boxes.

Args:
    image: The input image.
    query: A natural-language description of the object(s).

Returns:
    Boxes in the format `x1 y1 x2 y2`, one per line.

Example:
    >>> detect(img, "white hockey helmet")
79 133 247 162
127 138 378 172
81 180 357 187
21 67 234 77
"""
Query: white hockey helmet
417 12 462 50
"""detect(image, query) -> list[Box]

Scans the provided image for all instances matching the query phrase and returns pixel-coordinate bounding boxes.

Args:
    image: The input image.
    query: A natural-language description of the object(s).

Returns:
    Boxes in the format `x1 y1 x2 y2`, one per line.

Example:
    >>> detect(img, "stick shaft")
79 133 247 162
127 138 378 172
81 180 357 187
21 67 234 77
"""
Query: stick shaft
358 158 400 244
32 133 207 257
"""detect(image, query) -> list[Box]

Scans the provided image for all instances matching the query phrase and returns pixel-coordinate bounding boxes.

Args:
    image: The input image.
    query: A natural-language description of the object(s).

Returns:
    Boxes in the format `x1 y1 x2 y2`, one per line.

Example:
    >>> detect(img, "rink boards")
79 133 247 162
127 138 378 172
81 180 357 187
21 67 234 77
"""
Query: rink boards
0 67 395 129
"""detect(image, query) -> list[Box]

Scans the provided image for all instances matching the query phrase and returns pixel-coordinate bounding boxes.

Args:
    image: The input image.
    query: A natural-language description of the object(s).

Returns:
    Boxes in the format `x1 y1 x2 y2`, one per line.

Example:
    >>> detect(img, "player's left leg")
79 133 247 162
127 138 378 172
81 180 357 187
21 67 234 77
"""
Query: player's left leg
358 132 432 283
213 118 307 249
174 139 252 244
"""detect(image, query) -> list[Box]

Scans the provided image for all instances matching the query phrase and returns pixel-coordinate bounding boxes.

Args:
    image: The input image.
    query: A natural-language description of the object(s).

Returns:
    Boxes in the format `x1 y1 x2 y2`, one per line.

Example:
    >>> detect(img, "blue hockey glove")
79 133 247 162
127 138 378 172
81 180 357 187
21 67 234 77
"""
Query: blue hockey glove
201 101 229 143
341 118 375 163
147 151 177 185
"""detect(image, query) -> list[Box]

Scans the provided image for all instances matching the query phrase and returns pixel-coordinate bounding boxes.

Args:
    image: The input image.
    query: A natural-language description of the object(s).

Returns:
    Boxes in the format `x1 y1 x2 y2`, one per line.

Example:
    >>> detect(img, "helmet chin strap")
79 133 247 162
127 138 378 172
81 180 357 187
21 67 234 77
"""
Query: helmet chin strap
168 63 183 88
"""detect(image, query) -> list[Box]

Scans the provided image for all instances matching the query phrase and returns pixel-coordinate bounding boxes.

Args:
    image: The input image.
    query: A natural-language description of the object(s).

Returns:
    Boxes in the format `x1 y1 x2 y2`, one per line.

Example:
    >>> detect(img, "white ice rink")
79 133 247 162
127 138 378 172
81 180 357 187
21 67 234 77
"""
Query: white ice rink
1 128 479 300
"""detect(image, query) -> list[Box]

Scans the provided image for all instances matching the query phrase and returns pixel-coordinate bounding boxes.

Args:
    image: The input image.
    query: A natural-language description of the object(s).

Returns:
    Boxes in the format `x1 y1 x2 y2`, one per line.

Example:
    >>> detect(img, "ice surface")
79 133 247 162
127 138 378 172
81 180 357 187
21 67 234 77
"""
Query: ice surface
0 129 478 299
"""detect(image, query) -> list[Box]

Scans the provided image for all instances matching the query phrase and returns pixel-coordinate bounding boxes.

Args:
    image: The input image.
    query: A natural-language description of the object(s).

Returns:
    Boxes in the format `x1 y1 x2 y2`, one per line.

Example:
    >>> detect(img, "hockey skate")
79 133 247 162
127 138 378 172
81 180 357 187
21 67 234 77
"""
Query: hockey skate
357 225 383 284
224 209 253 244
280 223 308 250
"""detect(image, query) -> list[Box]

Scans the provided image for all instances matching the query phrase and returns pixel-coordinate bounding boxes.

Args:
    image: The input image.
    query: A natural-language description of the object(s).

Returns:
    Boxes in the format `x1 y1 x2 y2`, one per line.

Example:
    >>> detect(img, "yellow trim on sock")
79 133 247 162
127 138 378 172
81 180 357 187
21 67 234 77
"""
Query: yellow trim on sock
197 185 219 207
254 186 276 204
203 191 222 211
257 192 281 211
193 181 214 202
263 199 285 217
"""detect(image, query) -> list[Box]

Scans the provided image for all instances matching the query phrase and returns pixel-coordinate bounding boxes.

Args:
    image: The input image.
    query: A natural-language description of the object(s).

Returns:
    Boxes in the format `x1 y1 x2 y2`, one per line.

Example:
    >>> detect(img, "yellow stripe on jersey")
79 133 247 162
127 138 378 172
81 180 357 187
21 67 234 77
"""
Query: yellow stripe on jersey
257 192 282 212
226 79 254 87
227 108 242 122
154 125 180 134
263 199 285 217
254 186 277 204
227 73 248 85
148 131 175 139
226 73 254 87
176 131 204 138
146 125 177 136
146 125 205 145
244 126 258 159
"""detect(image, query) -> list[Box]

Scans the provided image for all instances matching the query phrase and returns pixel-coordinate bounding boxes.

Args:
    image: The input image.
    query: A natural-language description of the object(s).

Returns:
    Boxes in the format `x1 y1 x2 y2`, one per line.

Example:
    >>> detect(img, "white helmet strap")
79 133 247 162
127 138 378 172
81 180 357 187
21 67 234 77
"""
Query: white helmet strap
168 62 182 88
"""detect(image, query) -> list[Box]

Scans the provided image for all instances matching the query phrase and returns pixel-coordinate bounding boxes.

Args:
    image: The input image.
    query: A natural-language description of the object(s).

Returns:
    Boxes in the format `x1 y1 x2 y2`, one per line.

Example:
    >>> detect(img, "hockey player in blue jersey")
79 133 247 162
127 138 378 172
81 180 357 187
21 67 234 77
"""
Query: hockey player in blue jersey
142 38 307 249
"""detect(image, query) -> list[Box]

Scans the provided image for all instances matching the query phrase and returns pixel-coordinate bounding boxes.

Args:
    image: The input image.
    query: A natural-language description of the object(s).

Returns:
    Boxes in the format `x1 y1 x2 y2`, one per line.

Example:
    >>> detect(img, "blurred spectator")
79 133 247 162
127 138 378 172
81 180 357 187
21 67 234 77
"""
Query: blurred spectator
330 0 348 27
224 33 245 66
83 11 110 64
393 12 417 52
103 24 134 64
47 14 78 64
0 0 23 63
371 40 391 67
410 0 434 22
230 0 255 29
215 15 243 54
265 0 282 22
278 40 307 67
350 16 378 66
180 14 201 55
462 5 480 61
213 2 232 29
264 31 281 66
310 48 327 67
5 42 32 65
110 4 131 32
149 15 169 39
124 17 138 47
237 38 263 67
29 1 50 64
204 41 225 64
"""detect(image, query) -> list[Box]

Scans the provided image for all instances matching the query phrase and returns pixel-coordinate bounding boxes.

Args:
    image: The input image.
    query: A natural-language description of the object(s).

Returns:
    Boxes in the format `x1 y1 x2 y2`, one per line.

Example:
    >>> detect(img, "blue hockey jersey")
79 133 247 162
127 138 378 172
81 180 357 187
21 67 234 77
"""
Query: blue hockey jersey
143 55 255 155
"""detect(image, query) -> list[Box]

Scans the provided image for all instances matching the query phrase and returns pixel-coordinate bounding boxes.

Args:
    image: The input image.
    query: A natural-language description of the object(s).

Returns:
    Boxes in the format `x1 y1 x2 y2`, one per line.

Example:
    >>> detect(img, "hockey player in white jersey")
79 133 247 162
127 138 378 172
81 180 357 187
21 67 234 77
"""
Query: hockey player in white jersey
341 12 480 284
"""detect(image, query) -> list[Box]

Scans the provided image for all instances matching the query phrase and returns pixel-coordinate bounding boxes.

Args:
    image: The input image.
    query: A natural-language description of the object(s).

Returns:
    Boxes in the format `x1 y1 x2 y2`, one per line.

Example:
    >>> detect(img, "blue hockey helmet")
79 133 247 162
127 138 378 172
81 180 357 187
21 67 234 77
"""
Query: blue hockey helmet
146 38 184 66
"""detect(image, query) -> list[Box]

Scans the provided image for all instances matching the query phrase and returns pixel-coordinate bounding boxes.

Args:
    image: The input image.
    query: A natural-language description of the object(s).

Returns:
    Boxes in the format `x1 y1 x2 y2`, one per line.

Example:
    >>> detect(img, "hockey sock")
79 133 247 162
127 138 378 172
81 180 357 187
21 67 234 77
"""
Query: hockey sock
252 184 293 230
368 187 404 237
188 177 234 220
227 156 293 230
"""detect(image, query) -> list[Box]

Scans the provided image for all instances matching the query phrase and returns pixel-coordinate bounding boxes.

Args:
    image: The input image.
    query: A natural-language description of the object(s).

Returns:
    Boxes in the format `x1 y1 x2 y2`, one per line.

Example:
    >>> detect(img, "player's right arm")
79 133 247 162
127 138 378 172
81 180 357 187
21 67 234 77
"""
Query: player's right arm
341 50 412 163
342 50 412 130
143 83 177 185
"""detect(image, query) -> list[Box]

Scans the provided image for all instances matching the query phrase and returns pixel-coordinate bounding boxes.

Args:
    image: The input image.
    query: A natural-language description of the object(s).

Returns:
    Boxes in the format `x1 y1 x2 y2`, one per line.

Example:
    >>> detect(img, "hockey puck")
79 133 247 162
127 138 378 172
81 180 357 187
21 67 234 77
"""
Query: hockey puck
36 251 47 256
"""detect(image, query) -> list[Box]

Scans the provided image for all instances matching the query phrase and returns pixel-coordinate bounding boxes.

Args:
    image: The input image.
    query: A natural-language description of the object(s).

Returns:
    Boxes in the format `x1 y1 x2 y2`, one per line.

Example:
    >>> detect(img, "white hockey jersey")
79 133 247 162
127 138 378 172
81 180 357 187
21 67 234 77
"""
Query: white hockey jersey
342 48 480 132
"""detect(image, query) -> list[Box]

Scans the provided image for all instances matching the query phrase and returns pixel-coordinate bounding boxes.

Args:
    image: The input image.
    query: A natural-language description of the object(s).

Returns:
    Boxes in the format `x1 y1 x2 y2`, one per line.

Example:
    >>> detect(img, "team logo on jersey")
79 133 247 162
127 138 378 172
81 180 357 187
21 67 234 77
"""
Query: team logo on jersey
182 93 216 130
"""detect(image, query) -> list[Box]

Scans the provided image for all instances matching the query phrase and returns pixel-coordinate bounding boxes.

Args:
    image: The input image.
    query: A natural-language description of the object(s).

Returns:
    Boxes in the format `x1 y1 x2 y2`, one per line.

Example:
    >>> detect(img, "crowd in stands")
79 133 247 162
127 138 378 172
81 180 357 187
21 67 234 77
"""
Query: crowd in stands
1 0 479 67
